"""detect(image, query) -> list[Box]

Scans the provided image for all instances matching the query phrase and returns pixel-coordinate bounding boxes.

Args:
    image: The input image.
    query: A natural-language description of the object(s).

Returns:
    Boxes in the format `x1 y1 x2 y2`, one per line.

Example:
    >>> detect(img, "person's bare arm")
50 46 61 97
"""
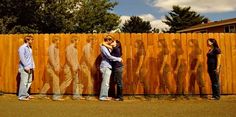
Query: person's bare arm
66 46 76 71
175 55 182 74
84 46 93 68
48 46 56 70
193 54 202 72
136 55 144 76
102 42 113 50
160 55 168 74
216 54 222 73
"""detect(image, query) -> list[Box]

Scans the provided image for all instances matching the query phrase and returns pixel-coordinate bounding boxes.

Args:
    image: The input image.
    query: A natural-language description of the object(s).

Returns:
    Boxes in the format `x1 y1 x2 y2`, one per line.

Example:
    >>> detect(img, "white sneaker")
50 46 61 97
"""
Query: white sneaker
19 97 30 101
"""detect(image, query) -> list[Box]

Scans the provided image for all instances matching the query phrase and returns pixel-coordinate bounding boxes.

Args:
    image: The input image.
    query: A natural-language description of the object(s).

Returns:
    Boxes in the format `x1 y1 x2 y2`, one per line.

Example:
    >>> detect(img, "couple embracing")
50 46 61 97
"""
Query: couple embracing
99 35 123 101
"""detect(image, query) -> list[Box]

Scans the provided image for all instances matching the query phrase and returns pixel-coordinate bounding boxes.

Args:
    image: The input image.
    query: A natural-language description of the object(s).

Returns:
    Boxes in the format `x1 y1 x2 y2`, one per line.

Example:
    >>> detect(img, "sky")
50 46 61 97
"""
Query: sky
111 0 236 30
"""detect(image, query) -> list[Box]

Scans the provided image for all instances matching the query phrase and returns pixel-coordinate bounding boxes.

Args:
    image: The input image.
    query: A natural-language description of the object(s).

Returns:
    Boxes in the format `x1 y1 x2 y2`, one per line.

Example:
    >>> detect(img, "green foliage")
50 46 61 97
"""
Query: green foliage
75 0 120 33
0 0 41 33
163 5 209 32
122 16 152 33
0 0 120 34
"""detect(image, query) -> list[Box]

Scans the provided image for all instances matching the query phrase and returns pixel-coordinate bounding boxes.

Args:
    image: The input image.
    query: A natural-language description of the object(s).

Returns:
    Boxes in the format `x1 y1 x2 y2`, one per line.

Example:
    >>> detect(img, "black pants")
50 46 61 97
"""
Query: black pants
113 67 123 99
208 70 220 99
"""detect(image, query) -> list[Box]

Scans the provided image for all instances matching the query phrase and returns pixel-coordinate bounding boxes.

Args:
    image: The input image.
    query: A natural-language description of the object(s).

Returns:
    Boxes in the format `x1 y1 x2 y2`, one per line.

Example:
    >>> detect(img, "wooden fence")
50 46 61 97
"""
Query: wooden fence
0 33 235 95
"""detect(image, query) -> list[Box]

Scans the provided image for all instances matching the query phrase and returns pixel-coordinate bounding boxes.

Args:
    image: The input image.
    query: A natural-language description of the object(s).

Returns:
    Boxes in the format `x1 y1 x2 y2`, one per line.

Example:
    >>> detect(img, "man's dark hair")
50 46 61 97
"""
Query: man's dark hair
208 38 219 49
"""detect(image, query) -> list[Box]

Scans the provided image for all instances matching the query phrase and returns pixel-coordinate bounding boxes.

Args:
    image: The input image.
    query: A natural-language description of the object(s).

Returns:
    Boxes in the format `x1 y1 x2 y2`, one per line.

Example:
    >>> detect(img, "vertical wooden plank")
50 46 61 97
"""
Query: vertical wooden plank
147 33 157 94
224 33 233 94
152 33 159 94
11 34 19 93
77 33 85 94
141 33 148 95
231 33 236 94
119 33 129 94
0 35 4 92
218 33 227 94
123 33 132 95
40 34 51 94
197 33 208 95
30 34 39 93
189 33 197 94
202 33 210 94
168 33 177 93
180 33 188 94
6 34 13 93
2 35 6 92
131 33 141 94
164 33 175 94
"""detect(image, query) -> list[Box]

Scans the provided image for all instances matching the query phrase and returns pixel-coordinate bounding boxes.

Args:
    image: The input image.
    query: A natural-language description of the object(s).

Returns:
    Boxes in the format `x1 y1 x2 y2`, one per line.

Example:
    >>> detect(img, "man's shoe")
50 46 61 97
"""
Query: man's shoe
27 96 35 99
53 98 64 101
99 97 112 101
19 97 30 101
115 98 124 101
209 97 220 100
72 96 85 100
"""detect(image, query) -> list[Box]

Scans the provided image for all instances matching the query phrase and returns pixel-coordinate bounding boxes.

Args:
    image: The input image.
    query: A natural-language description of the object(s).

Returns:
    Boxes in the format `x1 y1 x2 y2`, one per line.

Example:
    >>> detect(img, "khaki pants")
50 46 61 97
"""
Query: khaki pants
40 64 61 100
60 64 81 98
81 64 94 94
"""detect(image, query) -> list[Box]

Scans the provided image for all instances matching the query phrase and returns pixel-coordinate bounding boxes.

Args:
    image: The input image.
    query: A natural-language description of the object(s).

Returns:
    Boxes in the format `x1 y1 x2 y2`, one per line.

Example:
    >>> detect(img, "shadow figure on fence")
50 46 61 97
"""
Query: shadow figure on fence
189 39 207 98
171 39 187 100
157 39 173 95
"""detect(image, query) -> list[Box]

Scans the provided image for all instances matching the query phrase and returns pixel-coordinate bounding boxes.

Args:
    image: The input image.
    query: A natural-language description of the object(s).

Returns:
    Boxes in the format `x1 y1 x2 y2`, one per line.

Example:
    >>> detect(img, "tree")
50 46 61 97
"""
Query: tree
0 0 120 34
0 0 41 33
122 16 152 33
152 28 160 33
74 0 120 33
163 5 209 32
36 0 77 33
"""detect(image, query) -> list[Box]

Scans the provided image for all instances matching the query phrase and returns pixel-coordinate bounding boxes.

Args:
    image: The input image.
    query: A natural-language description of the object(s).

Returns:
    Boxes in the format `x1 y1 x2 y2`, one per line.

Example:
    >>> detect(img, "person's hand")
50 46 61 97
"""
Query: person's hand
215 67 220 74
160 69 164 75
135 70 140 76
73 66 79 72
174 70 178 75
24 67 30 73
120 58 123 63
55 67 60 74
190 69 197 74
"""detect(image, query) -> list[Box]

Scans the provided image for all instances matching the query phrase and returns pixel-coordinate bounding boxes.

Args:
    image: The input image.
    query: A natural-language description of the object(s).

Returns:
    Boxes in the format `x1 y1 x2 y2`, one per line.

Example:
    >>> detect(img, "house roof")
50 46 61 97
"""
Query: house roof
177 18 236 32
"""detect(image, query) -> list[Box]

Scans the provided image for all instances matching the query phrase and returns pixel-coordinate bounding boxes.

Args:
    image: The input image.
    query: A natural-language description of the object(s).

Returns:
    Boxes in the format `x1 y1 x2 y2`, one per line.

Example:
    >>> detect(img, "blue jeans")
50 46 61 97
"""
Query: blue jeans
113 67 123 99
208 70 220 99
18 68 32 99
99 67 112 99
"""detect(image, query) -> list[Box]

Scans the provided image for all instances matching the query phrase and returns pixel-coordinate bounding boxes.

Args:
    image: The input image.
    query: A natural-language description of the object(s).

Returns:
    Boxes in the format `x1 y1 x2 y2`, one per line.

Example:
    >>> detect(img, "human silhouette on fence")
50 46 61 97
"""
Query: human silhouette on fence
189 39 207 98
157 39 173 94
60 36 84 100
40 36 63 101
80 36 96 99
171 39 187 99
133 40 149 97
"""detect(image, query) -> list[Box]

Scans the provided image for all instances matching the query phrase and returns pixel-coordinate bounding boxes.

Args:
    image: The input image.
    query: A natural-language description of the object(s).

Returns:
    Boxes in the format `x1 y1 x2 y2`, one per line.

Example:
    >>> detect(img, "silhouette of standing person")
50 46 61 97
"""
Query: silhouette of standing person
133 40 148 98
18 36 35 101
40 36 63 101
60 36 84 100
189 39 207 99
81 35 96 99
172 39 187 100
157 39 172 94
207 38 222 100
